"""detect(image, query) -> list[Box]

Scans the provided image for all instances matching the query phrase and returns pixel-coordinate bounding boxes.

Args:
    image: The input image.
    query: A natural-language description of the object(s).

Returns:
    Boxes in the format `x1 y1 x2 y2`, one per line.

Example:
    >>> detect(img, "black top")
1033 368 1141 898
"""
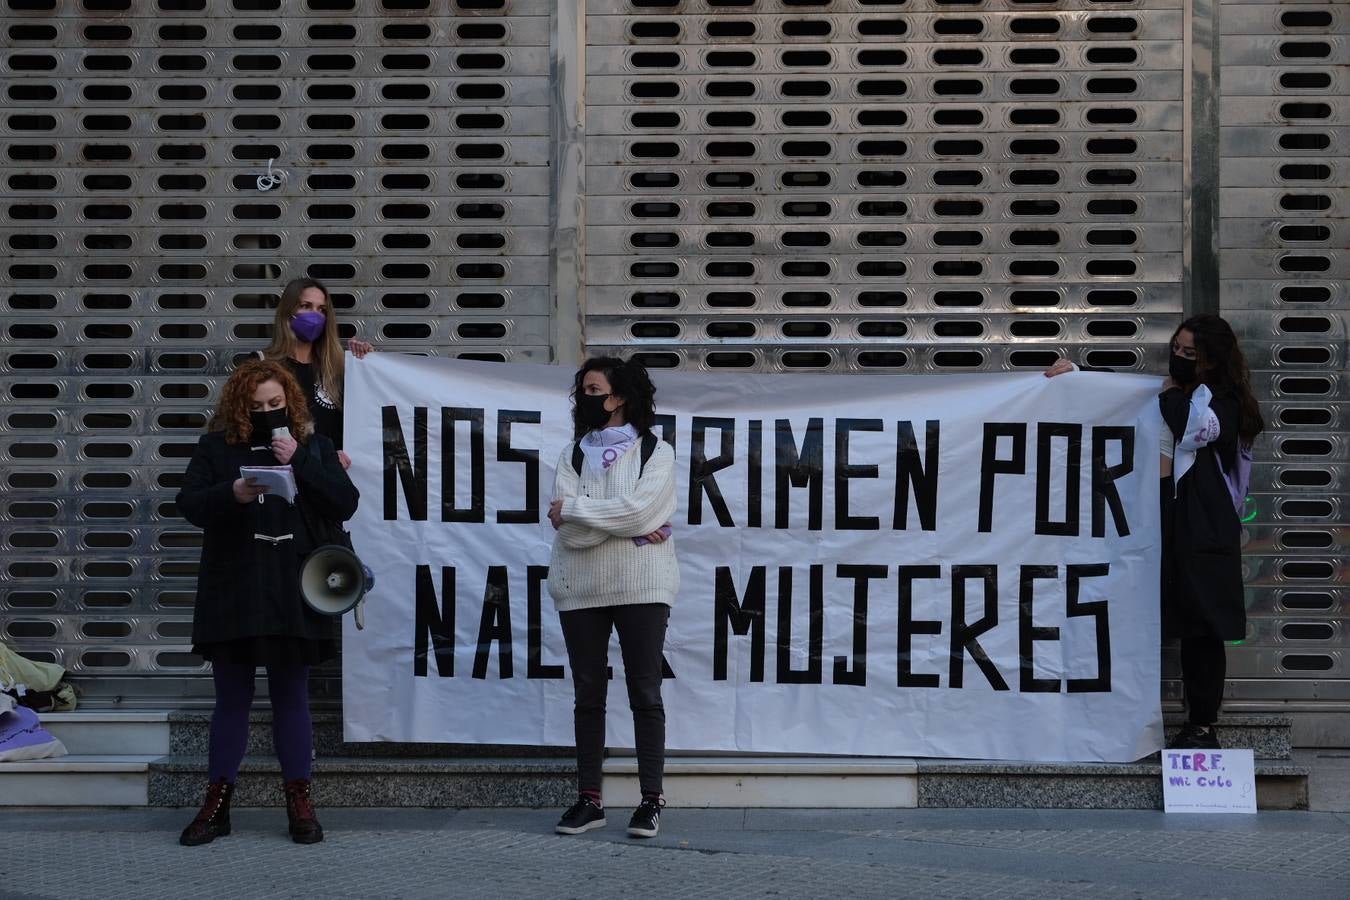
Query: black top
176 430 360 664
1159 386 1246 641
285 357 344 450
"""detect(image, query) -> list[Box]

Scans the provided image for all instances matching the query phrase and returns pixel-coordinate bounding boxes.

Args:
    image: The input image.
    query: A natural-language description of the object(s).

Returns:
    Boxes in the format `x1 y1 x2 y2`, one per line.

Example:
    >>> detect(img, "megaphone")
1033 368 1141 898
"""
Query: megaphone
300 545 375 629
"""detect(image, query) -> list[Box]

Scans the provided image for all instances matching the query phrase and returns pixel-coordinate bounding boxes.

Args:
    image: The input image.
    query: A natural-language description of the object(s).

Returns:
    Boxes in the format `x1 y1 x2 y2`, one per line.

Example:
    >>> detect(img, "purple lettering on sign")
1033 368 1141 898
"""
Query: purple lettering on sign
1193 752 1208 772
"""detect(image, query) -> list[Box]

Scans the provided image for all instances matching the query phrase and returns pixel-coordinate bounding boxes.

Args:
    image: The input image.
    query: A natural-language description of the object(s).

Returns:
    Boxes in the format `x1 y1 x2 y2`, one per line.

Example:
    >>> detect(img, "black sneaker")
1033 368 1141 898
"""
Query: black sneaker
555 796 606 835
627 796 663 838
1168 723 1221 750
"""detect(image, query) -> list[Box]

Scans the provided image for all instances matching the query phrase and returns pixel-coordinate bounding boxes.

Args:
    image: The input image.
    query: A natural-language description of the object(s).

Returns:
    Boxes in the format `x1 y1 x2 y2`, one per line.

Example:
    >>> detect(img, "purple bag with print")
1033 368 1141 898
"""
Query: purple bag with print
1217 445 1254 515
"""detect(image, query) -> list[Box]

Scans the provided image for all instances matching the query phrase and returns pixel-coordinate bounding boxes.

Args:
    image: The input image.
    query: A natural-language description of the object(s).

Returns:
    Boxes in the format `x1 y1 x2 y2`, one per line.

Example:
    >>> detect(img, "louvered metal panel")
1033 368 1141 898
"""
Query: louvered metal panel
1217 0 1350 740
1 0 1345 735
2 0 553 703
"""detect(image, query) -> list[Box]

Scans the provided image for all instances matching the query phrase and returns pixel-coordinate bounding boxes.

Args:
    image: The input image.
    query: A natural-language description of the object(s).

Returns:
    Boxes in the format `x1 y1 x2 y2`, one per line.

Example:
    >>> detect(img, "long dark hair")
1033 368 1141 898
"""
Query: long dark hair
570 356 657 439
1173 314 1264 446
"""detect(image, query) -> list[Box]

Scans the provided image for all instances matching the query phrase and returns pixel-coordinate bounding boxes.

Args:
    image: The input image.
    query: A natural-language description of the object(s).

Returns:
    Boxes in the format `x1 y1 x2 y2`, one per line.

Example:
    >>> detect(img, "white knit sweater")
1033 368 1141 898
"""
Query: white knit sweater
547 439 680 612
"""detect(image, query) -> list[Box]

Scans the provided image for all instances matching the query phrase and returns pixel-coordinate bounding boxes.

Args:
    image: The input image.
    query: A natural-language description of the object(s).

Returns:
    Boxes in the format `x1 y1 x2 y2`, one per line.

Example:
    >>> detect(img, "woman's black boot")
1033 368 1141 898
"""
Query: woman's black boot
284 778 324 844
179 778 234 846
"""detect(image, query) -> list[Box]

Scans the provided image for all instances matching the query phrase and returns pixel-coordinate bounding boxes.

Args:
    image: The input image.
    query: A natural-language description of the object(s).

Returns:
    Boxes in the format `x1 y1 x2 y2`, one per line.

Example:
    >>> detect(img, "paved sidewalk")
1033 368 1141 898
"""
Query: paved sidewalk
2 806 1348 900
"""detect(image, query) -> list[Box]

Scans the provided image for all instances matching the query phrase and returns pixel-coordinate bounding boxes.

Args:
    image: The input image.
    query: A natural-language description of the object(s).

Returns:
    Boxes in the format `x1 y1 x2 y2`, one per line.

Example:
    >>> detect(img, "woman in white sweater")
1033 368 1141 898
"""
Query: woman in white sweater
547 357 678 839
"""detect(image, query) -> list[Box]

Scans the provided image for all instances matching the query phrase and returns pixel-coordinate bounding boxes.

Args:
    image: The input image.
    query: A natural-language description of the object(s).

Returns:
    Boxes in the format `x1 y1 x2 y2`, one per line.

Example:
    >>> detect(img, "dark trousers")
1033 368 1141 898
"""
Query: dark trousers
207 662 313 782
559 603 670 798
1180 637 1227 725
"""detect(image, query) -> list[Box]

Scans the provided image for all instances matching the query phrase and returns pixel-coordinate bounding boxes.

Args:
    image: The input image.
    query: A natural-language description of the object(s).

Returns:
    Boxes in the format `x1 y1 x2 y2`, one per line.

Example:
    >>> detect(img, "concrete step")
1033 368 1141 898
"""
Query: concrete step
40 711 171 757
147 753 1307 811
0 755 159 806
1163 713 1293 760
150 754 919 809
148 755 576 809
14 711 1300 810
166 711 1296 761
915 758 1309 810
603 756 919 809
166 710 571 759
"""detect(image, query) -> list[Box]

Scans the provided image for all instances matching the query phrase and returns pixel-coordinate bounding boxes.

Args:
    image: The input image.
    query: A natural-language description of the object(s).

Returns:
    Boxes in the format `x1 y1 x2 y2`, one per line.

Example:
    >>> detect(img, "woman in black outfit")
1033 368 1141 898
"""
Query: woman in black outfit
1156 316 1264 748
176 359 359 846
1047 314 1264 749
257 277 372 467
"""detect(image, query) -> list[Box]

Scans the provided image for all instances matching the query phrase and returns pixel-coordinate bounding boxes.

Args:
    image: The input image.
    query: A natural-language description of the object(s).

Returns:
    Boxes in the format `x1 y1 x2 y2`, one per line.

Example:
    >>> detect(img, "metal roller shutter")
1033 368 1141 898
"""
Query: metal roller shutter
2 0 1344 734
1218 0 1349 742
1 0 552 703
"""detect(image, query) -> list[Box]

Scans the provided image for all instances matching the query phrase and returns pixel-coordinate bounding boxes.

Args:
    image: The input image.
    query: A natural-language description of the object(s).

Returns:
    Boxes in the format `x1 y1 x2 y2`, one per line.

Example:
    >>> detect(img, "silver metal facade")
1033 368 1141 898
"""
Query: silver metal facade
3 0 553 702
1 0 1345 730
1217 0 1349 741
584 0 1186 374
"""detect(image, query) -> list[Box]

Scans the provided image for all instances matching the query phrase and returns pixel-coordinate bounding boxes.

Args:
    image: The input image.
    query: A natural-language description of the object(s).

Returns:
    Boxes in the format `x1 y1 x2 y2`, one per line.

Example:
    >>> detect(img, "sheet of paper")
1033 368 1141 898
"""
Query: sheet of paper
1162 748 1256 814
239 465 298 504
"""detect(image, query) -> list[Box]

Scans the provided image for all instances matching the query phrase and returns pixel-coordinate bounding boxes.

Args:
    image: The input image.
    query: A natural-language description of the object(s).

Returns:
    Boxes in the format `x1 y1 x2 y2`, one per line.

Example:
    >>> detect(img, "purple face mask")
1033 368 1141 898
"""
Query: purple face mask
290 310 326 343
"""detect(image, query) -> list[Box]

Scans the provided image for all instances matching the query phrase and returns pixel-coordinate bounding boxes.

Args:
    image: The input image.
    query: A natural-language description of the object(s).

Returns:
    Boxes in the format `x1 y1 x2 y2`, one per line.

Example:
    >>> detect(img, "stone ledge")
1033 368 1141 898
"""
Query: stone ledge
604 756 918 775
1161 714 1292 760
602 756 920 808
915 759 1309 810
0 756 155 806
914 759 1307 775
165 710 1296 761
0 754 159 774
152 754 575 775
1162 714 1292 727
166 711 571 759
148 754 577 809
41 712 171 724
42 712 172 756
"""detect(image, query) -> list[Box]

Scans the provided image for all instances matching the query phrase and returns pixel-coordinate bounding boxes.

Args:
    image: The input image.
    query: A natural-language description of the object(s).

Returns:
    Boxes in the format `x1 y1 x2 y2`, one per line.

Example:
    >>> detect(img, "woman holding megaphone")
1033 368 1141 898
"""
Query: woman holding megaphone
175 359 359 847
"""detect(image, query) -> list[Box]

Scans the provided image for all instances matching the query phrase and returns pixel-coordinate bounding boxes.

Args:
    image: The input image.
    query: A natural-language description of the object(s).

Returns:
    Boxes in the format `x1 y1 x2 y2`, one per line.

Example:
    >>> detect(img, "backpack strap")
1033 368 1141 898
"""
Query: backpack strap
639 431 658 476
572 432 660 477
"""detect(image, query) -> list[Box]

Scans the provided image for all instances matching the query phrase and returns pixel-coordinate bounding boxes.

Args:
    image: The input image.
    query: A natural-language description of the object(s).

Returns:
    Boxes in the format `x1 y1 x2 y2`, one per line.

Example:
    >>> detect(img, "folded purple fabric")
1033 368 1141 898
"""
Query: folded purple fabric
0 701 67 762
632 523 673 547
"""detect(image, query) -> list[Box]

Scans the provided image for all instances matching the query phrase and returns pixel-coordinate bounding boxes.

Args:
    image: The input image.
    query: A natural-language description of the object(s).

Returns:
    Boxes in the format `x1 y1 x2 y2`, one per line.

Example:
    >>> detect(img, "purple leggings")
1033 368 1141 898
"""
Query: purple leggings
207 662 313 783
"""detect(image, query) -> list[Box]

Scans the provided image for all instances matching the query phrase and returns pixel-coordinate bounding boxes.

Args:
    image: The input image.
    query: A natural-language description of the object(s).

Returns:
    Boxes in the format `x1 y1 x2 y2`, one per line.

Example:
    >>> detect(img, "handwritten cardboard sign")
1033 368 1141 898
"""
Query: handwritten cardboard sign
1162 748 1256 814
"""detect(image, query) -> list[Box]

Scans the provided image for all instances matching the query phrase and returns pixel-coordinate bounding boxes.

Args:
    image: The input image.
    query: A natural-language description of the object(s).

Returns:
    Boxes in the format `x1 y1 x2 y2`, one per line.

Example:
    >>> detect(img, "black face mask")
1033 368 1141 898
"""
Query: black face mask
1168 353 1198 386
575 392 614 430
249 407 290 441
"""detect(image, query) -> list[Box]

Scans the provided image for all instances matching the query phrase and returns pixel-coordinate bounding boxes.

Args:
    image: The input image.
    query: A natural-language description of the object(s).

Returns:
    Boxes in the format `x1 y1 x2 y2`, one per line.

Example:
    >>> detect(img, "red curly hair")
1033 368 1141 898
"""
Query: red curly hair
209 359 313 445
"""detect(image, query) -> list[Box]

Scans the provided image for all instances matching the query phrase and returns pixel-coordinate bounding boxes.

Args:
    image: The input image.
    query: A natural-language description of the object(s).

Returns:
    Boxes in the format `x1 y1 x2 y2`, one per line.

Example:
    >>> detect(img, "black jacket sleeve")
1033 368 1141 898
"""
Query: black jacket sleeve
290 435 360 524
1158 386 1190 442
175 434 247 530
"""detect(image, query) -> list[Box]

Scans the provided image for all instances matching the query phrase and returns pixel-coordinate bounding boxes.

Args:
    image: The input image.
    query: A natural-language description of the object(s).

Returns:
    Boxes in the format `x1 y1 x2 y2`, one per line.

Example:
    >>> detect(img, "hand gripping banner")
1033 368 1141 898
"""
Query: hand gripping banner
342 354 1164 762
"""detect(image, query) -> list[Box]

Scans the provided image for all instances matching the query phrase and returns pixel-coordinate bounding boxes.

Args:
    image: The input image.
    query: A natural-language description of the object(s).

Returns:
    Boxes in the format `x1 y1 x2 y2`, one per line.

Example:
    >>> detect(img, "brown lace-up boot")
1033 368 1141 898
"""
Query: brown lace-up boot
179 778 234 846
283 778 324 844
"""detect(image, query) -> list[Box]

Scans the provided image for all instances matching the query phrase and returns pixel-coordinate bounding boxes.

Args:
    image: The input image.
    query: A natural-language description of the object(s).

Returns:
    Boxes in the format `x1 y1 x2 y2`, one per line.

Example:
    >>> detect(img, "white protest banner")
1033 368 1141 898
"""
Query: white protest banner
342 354 1164 762
1162 748 1257 813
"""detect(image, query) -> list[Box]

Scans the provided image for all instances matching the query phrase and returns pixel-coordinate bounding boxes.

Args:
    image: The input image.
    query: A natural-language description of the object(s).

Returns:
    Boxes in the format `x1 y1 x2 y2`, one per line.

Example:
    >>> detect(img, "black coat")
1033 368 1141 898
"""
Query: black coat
1159 387 1246 640
176 430 360 649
